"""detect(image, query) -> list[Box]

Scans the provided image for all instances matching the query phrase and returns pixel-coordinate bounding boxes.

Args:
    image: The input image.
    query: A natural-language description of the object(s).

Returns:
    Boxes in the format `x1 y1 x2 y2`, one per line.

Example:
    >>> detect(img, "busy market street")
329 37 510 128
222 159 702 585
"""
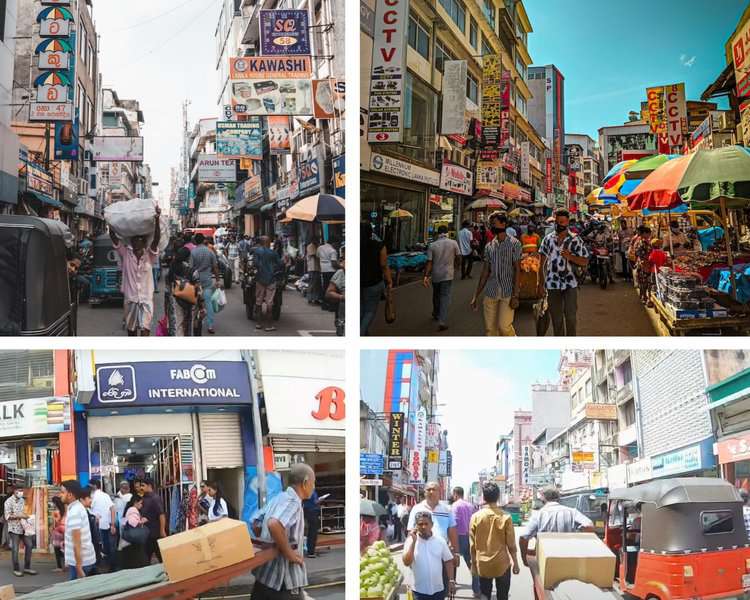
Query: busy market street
360 349 750 600
0 0 345 337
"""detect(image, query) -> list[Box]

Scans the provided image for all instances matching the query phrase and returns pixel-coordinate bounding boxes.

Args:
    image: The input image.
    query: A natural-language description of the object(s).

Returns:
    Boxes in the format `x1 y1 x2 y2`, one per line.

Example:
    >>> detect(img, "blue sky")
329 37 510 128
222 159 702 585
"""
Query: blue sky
525 0 748 140
438 350 561 492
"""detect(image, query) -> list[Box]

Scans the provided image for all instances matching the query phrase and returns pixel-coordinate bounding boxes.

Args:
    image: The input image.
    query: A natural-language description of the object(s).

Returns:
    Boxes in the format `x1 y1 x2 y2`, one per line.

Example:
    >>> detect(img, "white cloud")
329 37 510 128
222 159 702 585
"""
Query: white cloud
680 54 696 67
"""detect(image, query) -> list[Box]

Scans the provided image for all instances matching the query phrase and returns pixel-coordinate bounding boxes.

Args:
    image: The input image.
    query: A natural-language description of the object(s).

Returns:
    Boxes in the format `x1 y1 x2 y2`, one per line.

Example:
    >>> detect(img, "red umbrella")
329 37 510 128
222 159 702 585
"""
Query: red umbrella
627 154 694 211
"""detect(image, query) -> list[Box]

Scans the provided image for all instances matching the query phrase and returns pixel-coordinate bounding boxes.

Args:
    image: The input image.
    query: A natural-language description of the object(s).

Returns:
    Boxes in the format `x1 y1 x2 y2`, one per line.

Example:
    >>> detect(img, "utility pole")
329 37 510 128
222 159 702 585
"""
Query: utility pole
241 349 268 510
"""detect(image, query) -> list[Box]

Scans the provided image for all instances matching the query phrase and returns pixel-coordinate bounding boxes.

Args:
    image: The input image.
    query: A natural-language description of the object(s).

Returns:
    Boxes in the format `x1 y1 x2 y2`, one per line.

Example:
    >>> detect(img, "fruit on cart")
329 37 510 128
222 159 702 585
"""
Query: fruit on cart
360 540 402 598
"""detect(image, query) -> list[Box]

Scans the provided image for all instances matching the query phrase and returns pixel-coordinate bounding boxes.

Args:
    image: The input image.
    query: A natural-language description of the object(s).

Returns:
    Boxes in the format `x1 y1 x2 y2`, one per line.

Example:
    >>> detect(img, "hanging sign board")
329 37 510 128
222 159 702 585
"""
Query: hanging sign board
441 60 467 135
259 9 311 56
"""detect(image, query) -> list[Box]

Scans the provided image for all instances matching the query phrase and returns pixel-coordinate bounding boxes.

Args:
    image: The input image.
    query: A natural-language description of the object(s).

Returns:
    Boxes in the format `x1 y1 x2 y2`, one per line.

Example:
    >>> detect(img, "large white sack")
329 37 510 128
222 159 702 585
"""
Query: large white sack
104 199 158 239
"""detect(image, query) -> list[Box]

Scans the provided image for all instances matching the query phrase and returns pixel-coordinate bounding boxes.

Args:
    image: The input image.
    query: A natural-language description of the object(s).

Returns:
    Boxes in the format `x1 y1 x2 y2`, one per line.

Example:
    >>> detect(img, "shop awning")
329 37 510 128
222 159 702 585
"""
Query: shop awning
24 190 63 208
270 435 344 453
701 62 735 101
260 202 276 212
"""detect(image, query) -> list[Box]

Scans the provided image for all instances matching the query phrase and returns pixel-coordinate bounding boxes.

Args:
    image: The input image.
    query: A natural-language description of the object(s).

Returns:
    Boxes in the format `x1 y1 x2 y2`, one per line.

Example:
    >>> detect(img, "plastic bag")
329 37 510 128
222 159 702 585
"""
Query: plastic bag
104 199 170 254
211 287 227 313
155 315 168 337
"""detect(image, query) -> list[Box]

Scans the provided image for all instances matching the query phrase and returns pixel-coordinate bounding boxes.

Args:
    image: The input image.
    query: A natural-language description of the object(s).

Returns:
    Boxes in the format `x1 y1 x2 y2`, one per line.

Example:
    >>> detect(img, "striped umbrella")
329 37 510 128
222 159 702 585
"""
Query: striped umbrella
284 193 344 223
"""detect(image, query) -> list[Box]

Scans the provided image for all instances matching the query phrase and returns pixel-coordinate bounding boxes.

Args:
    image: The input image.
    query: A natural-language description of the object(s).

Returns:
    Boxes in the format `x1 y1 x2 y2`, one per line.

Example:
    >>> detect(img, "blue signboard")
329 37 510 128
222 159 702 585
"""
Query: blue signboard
259 9 311 56
298 158 320 193
360 452 384 476
91 361 253 407
332 155 345 198
54 110 79 159
217 120 262 160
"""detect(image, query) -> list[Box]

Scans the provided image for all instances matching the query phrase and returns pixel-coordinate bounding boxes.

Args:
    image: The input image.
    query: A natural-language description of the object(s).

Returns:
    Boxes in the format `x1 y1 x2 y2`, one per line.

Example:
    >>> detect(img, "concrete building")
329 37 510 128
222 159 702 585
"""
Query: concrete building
531 382 569 440
564 133 600 201
597 120 656 173
361 0 547 251
0 0 20 212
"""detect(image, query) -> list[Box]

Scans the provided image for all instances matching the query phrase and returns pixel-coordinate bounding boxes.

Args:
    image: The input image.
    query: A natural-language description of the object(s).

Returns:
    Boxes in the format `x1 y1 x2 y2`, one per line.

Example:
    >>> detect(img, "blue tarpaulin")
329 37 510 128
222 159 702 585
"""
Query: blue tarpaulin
708 264 750 304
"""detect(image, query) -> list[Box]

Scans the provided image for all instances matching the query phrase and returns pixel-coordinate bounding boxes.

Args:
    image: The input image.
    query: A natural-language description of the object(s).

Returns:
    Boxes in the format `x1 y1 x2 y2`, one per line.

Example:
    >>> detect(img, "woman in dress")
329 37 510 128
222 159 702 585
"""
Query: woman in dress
51 496 65 573
630 225 654 306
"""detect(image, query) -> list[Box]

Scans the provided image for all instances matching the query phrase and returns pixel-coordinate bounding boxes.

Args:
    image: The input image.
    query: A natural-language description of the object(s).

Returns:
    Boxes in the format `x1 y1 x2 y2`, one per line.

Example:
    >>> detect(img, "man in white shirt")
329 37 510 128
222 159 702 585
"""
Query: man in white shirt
458 221 474 280
317 240 338 311
403 511 456 600
424 226 461 331
407 481 460 566
90 479 116 571
113 481 132 525
61 480 97 580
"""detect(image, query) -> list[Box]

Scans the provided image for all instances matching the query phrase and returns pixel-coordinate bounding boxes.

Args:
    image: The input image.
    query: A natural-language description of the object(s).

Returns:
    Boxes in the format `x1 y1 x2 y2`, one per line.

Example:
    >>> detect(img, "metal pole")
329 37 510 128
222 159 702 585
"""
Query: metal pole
241 349 267 509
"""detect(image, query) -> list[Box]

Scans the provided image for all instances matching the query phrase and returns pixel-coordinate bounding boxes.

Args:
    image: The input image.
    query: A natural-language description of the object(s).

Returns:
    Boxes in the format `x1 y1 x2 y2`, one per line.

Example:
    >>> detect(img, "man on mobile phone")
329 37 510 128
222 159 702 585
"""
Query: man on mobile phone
403 512 456 600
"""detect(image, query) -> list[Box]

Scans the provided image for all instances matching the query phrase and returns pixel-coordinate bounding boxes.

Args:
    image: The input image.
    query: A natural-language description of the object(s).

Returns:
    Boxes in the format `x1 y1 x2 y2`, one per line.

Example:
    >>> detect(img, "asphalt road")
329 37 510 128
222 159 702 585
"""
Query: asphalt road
369 272 657 336
77 275 338 337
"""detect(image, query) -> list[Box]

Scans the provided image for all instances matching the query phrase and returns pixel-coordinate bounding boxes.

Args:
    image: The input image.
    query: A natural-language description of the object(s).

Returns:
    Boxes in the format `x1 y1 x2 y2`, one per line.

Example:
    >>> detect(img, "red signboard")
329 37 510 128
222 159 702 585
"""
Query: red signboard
717 433 750 464
568 171 577 195
545 158 552 193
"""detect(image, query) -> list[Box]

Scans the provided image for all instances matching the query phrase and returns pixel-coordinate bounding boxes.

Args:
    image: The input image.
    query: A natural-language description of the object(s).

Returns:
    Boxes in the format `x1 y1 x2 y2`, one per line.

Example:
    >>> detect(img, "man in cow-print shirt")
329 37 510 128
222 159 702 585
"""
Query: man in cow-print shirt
538 209 589 336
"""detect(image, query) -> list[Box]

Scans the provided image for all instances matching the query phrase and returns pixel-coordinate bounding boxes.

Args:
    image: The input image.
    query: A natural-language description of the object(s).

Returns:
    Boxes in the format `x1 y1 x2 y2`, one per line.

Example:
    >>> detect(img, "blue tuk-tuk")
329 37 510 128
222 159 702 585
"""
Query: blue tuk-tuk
89 234 122 305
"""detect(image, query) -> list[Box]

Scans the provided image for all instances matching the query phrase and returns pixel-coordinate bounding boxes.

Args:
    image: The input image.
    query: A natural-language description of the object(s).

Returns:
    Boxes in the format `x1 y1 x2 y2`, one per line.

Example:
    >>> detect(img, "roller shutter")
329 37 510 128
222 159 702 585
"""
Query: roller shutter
199 413 243 468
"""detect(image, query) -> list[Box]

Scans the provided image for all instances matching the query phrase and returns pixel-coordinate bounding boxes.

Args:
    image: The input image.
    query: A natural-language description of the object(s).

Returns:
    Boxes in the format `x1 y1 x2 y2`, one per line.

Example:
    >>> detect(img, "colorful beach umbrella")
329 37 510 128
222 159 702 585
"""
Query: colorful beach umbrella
677 146 750 209
602 159 637 185
36 6 74 21
623 154 681 180
466 197 508 210
586 186 619 206
33 71 71 87
284 193 344 223
626 154 693 211
35 38 73 53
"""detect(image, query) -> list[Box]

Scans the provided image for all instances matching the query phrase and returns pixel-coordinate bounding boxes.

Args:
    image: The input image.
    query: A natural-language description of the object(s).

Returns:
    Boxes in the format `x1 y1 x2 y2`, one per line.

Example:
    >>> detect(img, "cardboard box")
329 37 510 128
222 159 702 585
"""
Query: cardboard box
0 585 15 600
158 518 255 583
536 532 616 590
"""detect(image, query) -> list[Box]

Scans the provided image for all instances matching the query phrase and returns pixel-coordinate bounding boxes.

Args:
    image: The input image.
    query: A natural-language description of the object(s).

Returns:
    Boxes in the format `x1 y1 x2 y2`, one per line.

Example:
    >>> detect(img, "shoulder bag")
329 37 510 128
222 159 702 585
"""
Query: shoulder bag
172 277 198 305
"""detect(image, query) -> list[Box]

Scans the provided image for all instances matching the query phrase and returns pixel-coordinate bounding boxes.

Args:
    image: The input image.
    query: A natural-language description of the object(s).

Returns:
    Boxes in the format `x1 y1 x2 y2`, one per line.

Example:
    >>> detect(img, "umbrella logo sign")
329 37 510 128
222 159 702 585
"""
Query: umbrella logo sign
35 38 72 70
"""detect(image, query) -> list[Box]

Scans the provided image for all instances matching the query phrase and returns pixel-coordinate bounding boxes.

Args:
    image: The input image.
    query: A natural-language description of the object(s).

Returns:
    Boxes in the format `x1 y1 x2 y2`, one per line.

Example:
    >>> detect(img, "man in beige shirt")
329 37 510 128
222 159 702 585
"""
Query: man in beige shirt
469 482 519 600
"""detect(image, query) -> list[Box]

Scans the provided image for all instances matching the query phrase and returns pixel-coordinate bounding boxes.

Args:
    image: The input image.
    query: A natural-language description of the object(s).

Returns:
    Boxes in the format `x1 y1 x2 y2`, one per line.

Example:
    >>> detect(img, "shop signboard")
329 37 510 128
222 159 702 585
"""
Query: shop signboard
30 101 73 122
333 155 345 197
298 158 320 193
520 141 530 185
741 100 750 148
441 60 467 135
197 154 237 183
259 9 311 56
360 452 385 476
502 182 522 201
368 0 408 143
92 137 144 162
651 443 702 478
545 157 552 193
607 464 628 490
268 115 291 154
244 176 263 203
409 448 423 484
361 478 384 486
571 450 595 464
426 423 439 449
427 449 439 482
438 450 448 476
216 120 262 160
645 86 666 134
584 403 617 420
499 70 511 148
439 162 473 196
388 412 404 469
229 56 313 116
415 407 426 457
360 0 375 36
481 55 502 148
690 115 712 149
522 445 531 485
0 397 71 437
274 453 291 471
27 163 54 196
661 83 687 152
312 79 344 119
476 161 501 190
717 433 750 464
39 18 71 37
36 38 71 70
732 18 750 100
370 153 440 186
92 361 253 407
54 116 79 159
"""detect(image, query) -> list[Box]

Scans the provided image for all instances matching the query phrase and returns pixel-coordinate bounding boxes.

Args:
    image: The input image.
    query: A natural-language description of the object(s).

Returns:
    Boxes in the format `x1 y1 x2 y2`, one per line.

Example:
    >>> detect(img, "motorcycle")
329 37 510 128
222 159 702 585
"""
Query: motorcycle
591 243 614 290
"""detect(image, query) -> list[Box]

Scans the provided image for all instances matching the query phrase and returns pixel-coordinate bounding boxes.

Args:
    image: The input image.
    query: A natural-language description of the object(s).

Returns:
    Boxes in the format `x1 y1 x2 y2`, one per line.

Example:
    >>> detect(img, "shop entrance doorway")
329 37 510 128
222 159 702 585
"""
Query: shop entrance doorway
206 467 242 519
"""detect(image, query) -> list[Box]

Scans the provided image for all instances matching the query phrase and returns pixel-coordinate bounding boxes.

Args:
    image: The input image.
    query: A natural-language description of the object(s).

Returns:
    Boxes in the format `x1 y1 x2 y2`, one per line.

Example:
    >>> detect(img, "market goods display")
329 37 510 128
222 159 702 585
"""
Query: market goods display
520 254 541 273
672 250 728 273
655 268 727 318
360 540 402 599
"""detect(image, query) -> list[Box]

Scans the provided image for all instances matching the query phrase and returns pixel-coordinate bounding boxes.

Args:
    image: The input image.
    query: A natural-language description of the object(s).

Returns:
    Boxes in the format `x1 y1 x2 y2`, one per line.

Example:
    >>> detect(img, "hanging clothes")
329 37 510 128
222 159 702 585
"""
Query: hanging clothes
169 486 181 534
187 486 198 530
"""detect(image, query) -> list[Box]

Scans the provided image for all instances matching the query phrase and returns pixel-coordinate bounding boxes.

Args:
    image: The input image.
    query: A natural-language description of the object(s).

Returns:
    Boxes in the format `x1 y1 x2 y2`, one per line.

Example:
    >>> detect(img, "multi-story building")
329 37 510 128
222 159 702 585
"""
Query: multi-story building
530 382 569 440
495 433 513 502
0 0 20 213
564 133 600 201
361 0 545 250
597 119 656 174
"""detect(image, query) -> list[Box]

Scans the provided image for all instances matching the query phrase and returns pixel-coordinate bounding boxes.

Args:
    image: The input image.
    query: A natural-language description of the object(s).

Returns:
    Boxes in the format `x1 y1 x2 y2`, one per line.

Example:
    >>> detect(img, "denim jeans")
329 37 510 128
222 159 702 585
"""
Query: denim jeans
360 281 385 336
432 280 452 325
100 528 113 570
9 532 32 572
413 591 446 600
68 564 96 580
203 285 215 329
458 534 480 594
547 287 578 336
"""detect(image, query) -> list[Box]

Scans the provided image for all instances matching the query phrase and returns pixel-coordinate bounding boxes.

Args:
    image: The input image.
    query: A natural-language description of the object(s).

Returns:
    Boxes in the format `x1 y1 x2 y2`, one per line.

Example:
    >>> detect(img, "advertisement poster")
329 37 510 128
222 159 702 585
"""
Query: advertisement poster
54 116 79 159
545 157 552 193
229 56 313 116
732 18 750 100
476 161 501 190
197 154 237 183
92 136 144 161
520 141 530 185
441 60 468 135
216 120 262 159
268 115 291 154
0 397 71 437
661 82 687 151
259 9 311 56
499 69 511 148
439 162 473 196
312 79 343 119
332 155 345 197
368 0 408 143
388 412 404 470
299 158 320 193
481 55 502 148
645 86 666 134
26 163 54 195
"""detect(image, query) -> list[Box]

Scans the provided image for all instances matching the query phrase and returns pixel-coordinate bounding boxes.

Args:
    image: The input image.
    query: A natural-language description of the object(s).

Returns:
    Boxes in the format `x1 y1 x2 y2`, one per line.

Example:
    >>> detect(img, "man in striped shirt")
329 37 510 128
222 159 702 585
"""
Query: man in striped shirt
61 480 97 580
252 463 316 600
471 212 522 336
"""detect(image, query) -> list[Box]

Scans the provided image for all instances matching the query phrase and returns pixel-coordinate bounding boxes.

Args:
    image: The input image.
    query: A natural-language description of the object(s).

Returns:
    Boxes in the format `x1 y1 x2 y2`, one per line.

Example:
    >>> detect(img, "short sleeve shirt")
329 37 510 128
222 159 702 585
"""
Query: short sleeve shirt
539 233 589 290
91 489 114 529
4 495 26 535
141 492 165 539
404 534 453 595
64 501 97 568
407 500 456 542
483 236 522 299
330 269 345 292
317 245 338 273
458 228 473 255
190 245 218 288
427 236 461 283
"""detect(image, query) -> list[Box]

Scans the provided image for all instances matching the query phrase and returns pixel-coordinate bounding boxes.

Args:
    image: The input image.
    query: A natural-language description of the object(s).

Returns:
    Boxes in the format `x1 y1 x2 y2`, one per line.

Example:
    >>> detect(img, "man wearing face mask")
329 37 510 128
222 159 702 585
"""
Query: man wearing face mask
662 219 694 258
538 209 589 336
470 212 522 336
4 485 36 577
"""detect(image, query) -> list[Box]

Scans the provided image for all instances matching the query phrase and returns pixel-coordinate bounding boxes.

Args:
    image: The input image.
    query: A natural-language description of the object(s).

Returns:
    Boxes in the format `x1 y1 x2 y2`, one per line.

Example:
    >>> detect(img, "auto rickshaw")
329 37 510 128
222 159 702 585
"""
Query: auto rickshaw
89 234 123 305
605 477 750 600
504 503 523 526
0 215 76 335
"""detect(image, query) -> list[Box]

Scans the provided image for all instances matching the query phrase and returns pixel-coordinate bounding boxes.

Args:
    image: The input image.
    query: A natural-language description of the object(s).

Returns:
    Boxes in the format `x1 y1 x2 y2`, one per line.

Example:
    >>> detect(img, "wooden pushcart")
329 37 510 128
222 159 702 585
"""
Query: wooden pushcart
528 557 623 600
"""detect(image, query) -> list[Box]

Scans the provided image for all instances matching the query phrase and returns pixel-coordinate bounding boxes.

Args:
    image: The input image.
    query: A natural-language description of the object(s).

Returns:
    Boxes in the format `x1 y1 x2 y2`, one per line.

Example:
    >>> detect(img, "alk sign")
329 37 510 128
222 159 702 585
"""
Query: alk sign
0 397 71 438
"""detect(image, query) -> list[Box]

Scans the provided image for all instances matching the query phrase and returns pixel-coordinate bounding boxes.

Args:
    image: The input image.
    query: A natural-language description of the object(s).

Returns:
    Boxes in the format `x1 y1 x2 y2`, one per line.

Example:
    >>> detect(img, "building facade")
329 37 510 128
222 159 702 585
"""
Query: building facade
0 0 20 211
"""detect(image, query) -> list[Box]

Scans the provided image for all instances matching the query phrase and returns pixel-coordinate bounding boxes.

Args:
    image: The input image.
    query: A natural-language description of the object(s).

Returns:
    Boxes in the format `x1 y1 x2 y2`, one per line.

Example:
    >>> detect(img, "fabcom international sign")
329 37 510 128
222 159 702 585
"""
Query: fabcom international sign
368 0 408 143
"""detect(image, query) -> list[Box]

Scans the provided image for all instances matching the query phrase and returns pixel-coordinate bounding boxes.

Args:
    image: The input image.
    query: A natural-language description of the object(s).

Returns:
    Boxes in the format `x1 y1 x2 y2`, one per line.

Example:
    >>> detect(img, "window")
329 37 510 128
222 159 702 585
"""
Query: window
439 0 465 33
482 0 495 30
80 27 87 65
434 39 454 74
469 16 478 49
481 35 493 58
0 0 6 43
408 14 430 60
402 72 438 165
103 112 118 128
517 94 527 117
515 54 527 81
701 511 734 535
466 72 479 105
0 351 54 402
585 379 592 399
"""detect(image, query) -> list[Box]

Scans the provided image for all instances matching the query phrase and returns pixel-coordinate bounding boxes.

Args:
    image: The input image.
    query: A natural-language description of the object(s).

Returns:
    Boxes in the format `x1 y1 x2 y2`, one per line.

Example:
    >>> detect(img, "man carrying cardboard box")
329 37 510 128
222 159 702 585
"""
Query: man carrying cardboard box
519 487 594 568
251 463 316 600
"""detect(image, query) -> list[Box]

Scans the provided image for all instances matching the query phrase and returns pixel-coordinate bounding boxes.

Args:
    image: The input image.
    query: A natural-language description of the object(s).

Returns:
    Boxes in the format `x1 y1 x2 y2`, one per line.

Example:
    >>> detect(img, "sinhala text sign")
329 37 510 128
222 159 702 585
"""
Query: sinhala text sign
259 9 311 56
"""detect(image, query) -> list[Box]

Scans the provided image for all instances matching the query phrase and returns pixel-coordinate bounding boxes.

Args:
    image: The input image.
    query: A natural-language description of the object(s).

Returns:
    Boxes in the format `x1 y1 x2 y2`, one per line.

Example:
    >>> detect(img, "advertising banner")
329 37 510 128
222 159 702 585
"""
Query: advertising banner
438 450 448 477
243 175 262 203
312 79 342 119
427 450 439 482
30 102 72 122
92 136 144 162
732 18 750 99
368 0 408 143
268 115 291 154
298 158 320 193
36 38 72 70
717 432 750 464
439 162 473 196
0 397 71 438
216 120 262 160
476 161 501 190
481 55 502 147
500 70 511 148
426 423 439 448
360 452 385 476
645 86 666 134
91 361 252 407
441 60 468 135
259 9 311 56
370 153 440 186
388 412 404 470
651 443 702 478
27 163 53 195
520 141 530 185
230 56 313 116
197 154 237 183
40 18 70 37
333 155 345 197
415 406 426 456
662 82 687 151
740 99 750 147
545 157 552 193
54 118 79 159
410 449 423 485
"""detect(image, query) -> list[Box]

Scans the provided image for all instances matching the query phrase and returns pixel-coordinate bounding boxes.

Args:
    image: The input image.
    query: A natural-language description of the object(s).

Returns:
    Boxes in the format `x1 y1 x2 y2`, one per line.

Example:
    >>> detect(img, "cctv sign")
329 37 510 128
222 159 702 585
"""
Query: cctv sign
367 0 408 144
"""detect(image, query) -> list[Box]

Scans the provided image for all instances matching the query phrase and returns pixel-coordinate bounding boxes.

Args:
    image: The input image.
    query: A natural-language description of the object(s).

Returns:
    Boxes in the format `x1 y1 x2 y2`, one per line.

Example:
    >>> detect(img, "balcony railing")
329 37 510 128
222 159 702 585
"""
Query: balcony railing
615 382 634 405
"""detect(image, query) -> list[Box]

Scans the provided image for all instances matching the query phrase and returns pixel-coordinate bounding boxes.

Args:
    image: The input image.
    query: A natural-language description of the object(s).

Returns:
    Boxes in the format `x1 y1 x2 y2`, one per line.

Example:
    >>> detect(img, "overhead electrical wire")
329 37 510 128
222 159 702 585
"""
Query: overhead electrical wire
110 0 205 33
